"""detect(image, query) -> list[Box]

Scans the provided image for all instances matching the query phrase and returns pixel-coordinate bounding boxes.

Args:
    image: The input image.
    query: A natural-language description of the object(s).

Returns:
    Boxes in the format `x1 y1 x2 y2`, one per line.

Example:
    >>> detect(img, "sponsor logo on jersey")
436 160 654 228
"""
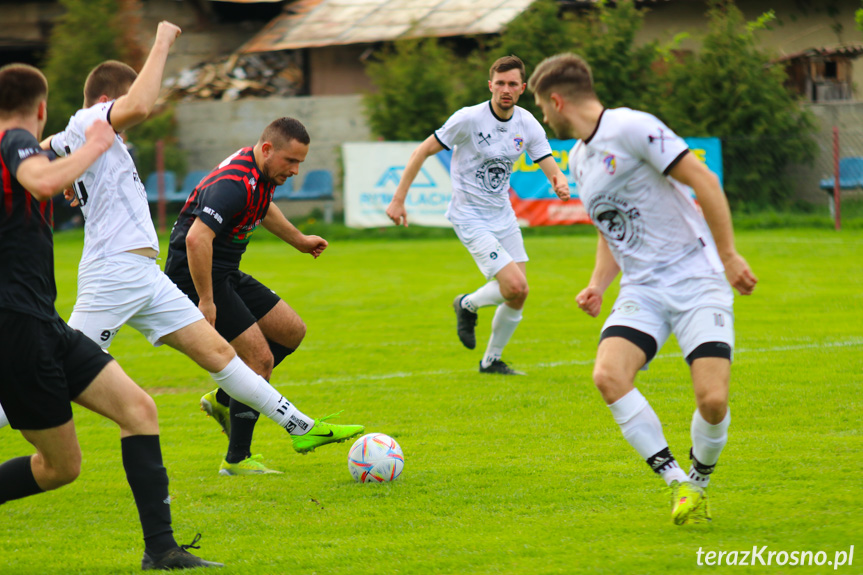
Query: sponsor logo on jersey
17 147 41 160
602 153 616 175
475 157 511 193
647 127 674 153
202 206 223 224
588 193 644 251
513 136 524 152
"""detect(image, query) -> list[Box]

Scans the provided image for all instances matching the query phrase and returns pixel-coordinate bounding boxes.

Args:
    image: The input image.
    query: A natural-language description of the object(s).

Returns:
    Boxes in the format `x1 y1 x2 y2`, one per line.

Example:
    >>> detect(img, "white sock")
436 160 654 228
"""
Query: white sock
210 356 314 435
688 408 730 487
462 281 505 313
609 389 686 485
0 404 7 428
481 303 522 368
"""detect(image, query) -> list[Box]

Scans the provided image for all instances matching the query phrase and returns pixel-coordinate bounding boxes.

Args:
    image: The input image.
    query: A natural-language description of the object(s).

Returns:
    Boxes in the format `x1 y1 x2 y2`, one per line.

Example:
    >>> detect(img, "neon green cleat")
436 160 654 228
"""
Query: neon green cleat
291 412 364 454
685 489 712 524
201 389 230 437
670 480 707 525
218 454 283 476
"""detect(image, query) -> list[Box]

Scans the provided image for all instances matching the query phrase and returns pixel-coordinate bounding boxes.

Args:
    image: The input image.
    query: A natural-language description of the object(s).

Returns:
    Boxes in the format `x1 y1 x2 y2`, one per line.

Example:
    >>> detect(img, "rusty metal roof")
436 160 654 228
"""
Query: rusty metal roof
774 44 863 63
240 0 537 53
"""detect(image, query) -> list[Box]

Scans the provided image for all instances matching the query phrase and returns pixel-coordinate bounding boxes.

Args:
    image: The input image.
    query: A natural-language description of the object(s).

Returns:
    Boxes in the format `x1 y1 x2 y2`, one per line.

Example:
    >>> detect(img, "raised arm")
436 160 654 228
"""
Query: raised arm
262 202 328 258
536 155 570 200
16 120 114 202
109 21 182 132
669 152 757 295
385 134 445 226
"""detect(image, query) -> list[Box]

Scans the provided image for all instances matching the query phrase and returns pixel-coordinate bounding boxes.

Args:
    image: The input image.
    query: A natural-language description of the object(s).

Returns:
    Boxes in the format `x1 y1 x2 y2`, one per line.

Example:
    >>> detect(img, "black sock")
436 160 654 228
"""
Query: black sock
268 341 295 369
226 400 259 464
122 435 177 554
0 456 43 504
215 388 231 407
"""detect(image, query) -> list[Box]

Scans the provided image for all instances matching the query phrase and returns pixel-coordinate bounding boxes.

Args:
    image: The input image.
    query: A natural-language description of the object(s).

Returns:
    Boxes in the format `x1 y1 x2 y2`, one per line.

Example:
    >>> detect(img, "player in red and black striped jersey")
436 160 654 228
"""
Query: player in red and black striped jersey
165 118 363 471
0 63 222 570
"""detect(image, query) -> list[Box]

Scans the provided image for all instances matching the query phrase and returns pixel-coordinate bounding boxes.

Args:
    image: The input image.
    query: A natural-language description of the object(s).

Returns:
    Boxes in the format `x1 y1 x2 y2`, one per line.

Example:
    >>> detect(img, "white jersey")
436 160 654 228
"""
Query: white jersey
570 107 724 286
436 101 552 225
52 101 159 266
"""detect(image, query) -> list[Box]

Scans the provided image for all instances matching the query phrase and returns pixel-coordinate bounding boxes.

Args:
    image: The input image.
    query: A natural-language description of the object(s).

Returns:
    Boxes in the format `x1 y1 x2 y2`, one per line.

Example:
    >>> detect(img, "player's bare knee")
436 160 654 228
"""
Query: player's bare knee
120 391 159 434
696 393 728 423
39 453 81 490
592 364 624 398
501 280 528 302
248 351 274 380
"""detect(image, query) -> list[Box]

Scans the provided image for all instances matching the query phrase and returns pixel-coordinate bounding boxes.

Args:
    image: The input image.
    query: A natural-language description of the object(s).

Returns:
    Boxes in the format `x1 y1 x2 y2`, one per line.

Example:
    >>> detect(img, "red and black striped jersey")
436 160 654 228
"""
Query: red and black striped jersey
166 147 276 277
0 129 59 321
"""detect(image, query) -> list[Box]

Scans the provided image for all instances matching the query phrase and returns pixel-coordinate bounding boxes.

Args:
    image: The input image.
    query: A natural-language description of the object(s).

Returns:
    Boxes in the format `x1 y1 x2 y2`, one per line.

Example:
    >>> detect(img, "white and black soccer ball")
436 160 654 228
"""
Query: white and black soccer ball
347 433 404 483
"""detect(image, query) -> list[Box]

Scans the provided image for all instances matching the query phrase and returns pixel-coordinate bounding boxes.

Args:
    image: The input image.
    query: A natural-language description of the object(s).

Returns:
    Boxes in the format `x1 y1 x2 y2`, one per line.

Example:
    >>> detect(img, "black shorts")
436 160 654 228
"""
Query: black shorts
172 270 280 342
0 310 113 430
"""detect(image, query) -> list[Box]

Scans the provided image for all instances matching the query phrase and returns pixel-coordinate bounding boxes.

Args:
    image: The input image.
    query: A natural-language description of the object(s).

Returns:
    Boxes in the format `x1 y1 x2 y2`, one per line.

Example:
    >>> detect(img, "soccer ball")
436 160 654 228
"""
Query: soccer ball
347 433 404 483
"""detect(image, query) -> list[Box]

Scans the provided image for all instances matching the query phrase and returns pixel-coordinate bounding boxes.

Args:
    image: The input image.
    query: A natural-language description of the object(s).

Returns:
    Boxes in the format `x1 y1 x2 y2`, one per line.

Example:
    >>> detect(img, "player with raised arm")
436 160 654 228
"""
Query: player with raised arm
164 117 362 472
0 21 363 476
386 55 570 375
529 53 758 524
0 63 221 570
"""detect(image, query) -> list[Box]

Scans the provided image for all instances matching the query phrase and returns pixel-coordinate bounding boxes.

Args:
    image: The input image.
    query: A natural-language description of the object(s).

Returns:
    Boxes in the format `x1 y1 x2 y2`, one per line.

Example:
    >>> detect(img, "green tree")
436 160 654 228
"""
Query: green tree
42 0 184 181
657 1 816 209
569 0 664 113
363 38 459 140
42 0 126 135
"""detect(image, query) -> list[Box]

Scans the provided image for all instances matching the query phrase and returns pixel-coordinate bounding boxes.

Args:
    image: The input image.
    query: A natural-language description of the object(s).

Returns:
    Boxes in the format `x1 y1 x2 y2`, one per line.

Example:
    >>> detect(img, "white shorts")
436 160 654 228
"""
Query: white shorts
602 274 735 365
452 217 528 280
68 252 204 349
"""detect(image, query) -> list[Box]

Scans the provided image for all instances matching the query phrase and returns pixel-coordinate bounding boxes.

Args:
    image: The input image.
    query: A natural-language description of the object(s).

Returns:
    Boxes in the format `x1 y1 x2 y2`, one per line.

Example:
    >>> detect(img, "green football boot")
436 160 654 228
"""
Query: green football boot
670 480 706 525
200 389 230 437
685 489 712 524
218 454 283 476
291 412 364 454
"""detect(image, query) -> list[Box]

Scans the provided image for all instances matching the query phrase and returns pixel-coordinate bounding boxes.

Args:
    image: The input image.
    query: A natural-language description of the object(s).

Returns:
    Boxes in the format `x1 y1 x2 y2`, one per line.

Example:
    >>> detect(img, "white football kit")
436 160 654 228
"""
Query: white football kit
569 107 734 361
436 101 553 279
52 101 202 348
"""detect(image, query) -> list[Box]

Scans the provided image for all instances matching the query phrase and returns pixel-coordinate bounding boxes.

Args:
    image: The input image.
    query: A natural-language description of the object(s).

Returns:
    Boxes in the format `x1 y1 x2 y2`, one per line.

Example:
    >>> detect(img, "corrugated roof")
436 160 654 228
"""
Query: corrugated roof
774 44 863 63
240 0 537 53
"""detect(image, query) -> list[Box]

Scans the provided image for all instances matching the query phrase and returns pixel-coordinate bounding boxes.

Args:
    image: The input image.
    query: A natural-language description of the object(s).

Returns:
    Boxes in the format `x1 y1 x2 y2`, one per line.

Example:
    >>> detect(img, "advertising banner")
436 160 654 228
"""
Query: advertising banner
343 138 723 229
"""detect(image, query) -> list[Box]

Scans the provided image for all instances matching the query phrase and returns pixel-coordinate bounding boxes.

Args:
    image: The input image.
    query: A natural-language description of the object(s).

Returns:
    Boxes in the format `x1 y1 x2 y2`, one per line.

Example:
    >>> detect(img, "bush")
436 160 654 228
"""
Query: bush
363 38 459 141
656 2 817 209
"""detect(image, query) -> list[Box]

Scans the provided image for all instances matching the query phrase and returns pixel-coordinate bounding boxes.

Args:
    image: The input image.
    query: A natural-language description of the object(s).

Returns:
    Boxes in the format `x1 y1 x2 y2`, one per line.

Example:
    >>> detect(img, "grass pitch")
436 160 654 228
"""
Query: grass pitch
1 227 861 574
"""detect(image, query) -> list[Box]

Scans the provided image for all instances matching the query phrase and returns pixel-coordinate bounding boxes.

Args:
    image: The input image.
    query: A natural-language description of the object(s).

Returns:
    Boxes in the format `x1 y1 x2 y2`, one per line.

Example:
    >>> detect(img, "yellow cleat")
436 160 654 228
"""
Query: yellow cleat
671 480 706 525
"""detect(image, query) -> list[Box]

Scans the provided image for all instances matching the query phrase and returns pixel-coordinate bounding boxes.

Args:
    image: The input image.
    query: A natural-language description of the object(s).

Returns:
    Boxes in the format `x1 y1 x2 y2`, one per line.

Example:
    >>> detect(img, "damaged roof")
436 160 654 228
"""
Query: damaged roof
240 0 537 53
774 44 863 63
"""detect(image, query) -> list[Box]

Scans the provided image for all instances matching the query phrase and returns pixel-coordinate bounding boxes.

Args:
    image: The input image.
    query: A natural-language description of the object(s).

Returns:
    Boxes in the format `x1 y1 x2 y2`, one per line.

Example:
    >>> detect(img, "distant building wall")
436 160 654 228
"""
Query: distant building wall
174 95 372 217
309 45 376 96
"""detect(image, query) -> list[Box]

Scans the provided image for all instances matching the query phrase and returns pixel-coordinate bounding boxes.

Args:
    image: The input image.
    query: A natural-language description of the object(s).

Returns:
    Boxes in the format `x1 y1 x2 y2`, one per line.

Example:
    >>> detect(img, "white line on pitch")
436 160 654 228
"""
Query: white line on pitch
278 338 863 387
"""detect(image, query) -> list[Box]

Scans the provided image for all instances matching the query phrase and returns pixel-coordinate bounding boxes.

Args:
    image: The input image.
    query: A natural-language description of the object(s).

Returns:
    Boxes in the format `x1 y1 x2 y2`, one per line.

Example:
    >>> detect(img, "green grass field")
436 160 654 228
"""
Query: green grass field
1 227 861 574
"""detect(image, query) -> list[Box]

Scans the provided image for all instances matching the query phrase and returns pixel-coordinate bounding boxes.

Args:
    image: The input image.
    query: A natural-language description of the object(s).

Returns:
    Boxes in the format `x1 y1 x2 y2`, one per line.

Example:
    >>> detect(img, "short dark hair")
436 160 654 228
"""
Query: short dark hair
84 60 138 106
490 55 526 83
259 117 310 148
0 64 48 118
528 53 596 101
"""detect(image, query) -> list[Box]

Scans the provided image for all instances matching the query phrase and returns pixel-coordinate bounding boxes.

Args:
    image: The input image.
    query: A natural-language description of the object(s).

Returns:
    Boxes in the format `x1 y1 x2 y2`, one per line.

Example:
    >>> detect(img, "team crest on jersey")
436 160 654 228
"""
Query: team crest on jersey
513 136 524 152
475 157 511 193
602 153 616 175
249 176 257 189
588 193 643 251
